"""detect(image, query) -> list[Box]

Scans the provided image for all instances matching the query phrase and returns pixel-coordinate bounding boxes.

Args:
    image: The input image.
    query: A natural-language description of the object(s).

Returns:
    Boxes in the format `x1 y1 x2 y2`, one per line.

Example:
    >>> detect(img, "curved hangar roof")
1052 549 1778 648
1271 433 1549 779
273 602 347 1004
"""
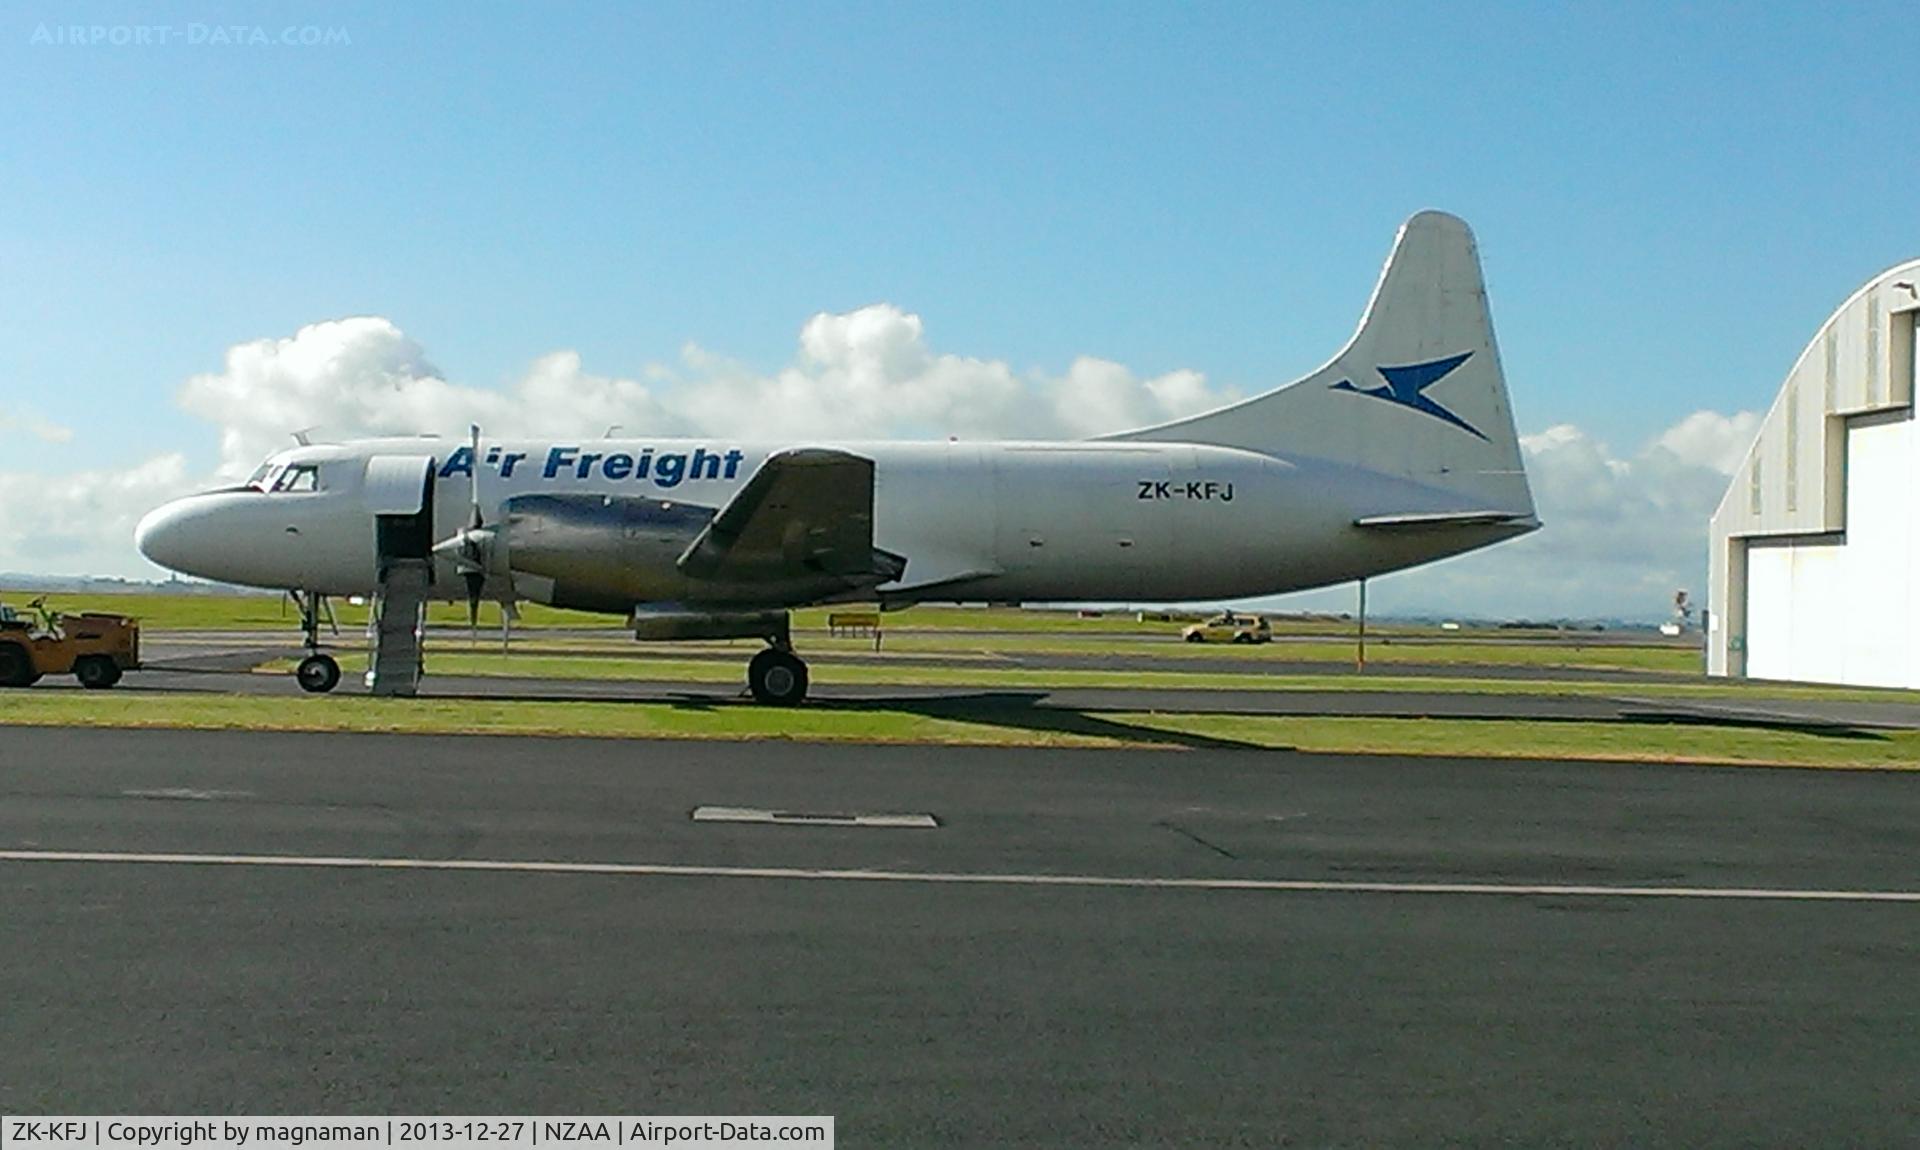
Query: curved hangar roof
1712 260 1920 540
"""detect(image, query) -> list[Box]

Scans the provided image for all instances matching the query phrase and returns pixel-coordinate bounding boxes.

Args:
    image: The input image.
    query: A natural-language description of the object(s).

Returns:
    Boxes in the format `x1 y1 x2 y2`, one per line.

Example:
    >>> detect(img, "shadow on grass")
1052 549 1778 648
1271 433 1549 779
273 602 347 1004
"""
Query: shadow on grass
414 683 1272 750
1615 710 1891 742
800 691 1271 751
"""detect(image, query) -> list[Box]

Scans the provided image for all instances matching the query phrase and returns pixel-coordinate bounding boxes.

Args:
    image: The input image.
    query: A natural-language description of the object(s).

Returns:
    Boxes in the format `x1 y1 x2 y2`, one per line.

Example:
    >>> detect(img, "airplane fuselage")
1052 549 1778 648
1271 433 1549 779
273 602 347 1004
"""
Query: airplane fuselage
136 435 1527 610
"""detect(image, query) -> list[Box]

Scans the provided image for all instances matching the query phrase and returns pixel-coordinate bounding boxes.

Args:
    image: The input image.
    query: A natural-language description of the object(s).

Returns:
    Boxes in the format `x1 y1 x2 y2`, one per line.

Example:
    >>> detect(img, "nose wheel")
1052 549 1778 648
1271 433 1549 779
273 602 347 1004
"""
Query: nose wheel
296 653 341 694
747 647 809 705
291 589 342 693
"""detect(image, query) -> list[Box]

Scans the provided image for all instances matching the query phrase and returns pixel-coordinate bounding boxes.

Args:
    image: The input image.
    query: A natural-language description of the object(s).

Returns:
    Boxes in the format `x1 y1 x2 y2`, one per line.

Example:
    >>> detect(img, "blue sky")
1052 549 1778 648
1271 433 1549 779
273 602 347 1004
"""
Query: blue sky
1 2 1914 614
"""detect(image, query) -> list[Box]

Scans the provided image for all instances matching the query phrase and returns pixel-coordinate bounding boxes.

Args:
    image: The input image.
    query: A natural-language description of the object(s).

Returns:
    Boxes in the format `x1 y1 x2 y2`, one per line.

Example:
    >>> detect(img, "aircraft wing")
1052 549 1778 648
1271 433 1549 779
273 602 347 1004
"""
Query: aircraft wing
677 449 906 584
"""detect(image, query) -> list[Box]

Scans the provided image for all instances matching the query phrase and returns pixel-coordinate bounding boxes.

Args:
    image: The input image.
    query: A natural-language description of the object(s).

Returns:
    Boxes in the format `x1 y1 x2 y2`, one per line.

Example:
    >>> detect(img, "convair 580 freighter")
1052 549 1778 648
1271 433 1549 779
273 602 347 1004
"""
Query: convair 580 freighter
136 211 1538 702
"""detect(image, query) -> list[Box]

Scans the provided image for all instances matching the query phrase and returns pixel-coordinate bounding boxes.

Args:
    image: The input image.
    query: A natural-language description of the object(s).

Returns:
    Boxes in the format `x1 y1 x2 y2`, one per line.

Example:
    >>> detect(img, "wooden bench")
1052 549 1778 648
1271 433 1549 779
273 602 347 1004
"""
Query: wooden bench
827 611 883 649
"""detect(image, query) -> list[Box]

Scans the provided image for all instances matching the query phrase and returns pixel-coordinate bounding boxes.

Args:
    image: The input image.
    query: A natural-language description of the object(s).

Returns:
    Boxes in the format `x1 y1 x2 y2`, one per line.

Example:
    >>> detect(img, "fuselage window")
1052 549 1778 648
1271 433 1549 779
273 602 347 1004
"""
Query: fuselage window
273 465 321 493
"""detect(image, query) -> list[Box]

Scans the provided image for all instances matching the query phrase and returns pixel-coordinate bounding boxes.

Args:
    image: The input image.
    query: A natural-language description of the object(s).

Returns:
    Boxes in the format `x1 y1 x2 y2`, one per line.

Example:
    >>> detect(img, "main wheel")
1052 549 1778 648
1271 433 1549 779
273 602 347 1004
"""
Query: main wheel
296 653 342 694
1233 632 1254 645
75 655 121 689
0 644 33 688
1184 632 1204 644
747 648 809 706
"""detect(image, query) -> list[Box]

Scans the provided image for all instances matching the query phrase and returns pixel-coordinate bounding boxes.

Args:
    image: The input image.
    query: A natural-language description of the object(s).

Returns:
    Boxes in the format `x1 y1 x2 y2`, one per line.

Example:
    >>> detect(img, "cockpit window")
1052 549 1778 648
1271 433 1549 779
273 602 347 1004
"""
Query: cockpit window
271 465 321 493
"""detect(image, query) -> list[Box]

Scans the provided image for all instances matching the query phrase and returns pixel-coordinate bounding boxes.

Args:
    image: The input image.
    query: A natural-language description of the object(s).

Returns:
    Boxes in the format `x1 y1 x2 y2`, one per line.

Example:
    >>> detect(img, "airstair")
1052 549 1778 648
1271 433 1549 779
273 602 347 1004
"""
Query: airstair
361 453 441 698
366 558 430 696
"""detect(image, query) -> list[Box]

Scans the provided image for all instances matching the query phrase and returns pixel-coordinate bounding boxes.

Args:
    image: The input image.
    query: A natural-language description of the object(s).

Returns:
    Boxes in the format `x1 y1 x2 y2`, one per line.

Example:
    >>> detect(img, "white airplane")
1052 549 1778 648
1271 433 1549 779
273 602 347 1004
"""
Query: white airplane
135 210 1538 703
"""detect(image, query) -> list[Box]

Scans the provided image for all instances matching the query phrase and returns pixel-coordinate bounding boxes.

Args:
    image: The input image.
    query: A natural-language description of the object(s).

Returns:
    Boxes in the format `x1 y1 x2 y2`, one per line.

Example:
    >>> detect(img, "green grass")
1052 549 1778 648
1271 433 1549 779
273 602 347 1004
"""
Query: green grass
1120 714 1920 769
2 691 1914 768
0 692 1150 748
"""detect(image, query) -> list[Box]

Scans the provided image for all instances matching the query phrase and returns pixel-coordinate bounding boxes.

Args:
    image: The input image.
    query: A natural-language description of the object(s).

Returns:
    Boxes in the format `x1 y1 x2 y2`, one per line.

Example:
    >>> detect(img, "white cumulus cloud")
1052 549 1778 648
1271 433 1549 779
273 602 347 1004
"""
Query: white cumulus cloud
0 454 193 576
0 406 75 444
173 306 1236 477
1654 409 1763 475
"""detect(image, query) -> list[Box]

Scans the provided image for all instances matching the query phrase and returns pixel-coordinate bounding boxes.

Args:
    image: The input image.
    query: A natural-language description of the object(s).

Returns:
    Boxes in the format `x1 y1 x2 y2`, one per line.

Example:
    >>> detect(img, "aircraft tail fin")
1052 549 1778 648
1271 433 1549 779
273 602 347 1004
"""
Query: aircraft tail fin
1111 211 1534 517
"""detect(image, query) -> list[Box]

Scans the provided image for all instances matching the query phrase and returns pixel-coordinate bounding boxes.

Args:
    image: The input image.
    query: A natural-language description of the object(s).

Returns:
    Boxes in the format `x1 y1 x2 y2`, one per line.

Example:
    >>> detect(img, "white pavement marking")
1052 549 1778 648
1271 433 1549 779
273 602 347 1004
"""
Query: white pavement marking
1 849 1918 904
692 805 939 828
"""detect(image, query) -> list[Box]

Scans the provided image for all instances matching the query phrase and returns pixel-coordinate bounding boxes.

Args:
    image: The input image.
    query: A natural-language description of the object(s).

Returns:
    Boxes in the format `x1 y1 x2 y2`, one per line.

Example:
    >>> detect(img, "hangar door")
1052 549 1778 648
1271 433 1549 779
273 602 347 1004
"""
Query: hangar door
1744 542 1847 684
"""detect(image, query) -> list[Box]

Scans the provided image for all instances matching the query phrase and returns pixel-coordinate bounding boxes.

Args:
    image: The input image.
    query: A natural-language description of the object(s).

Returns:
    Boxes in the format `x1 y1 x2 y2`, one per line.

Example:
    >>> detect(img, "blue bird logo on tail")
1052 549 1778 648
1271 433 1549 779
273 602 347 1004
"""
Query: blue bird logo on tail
1330 351 1487 441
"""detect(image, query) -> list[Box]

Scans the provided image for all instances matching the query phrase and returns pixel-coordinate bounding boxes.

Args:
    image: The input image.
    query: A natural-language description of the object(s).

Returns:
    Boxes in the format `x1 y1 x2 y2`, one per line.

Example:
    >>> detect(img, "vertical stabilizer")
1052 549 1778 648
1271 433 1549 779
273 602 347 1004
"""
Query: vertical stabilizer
1113 211 1533 516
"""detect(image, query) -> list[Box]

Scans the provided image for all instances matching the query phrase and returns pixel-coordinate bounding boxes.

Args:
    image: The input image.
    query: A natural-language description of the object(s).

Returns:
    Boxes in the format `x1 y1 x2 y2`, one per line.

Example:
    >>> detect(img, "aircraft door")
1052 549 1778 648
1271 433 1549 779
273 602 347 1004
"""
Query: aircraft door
363 455 437 568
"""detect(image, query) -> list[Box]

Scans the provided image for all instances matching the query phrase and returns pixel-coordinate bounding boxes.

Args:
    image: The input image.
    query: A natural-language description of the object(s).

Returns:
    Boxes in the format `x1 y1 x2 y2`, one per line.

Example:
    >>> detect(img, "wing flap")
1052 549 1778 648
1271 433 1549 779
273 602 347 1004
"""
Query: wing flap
881 554 1002 595
677 449 899 583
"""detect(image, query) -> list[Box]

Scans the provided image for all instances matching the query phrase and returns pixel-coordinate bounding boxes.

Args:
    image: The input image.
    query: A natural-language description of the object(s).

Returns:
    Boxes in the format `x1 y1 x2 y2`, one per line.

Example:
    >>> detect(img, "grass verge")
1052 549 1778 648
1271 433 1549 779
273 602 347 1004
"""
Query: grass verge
0 692 1129 747
1118 714 1920 769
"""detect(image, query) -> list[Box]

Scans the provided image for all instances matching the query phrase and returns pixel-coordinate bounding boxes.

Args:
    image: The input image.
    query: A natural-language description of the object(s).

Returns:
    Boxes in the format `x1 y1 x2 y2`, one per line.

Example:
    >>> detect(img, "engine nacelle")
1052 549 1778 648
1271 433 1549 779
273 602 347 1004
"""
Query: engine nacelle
502 493 714 614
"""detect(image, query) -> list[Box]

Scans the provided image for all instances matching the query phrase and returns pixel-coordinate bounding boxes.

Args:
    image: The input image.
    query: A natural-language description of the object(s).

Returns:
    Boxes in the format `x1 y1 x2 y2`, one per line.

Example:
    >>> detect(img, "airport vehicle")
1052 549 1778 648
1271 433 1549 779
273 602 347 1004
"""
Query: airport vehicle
134 211 1538 703
0 598 140 688
1182 612 1272 644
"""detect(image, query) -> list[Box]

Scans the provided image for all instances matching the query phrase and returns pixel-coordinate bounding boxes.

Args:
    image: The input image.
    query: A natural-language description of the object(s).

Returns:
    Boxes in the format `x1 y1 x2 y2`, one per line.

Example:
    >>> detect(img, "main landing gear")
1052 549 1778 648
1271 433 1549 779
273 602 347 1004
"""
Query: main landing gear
291 590 341 694
747 643 809 706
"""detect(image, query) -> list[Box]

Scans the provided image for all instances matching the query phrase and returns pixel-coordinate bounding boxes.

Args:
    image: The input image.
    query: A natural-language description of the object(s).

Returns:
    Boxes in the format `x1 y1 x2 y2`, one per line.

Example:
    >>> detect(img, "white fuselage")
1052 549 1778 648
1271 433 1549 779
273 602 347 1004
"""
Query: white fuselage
135 436 1526 609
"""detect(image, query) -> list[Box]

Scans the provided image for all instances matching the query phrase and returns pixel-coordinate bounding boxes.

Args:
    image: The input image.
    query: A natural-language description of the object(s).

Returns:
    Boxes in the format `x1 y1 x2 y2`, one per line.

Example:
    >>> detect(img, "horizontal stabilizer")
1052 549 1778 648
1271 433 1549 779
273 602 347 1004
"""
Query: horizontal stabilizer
1355 510 1540 531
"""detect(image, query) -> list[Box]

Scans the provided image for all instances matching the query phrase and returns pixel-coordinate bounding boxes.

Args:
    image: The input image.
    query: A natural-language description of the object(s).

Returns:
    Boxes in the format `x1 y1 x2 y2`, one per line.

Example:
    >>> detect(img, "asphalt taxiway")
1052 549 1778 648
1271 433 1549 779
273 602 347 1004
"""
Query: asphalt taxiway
3 727 1918 1144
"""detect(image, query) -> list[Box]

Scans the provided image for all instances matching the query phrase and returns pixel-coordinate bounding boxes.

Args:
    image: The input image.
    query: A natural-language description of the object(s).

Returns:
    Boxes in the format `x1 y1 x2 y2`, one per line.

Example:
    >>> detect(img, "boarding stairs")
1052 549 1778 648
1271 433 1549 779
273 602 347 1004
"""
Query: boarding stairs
366 558 430 697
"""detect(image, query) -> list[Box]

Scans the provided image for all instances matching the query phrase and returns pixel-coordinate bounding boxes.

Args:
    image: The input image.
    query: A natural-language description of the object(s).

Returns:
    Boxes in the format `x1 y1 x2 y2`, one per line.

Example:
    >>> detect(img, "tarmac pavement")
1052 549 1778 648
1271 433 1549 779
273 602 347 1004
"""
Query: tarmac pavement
2 727 1918 1144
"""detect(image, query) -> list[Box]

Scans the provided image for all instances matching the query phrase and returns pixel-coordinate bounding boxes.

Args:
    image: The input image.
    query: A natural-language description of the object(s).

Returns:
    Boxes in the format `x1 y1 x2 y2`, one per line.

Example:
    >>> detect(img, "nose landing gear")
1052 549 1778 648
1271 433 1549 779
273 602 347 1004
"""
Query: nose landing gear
296 653 341 693
291 590 341 694
747 643 809 705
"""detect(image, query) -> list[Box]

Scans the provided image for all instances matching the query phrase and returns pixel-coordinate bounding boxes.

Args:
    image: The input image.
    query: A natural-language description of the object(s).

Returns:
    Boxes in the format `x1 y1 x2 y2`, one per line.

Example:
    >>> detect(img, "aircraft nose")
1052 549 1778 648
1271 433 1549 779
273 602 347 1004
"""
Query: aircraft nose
134 498 201 573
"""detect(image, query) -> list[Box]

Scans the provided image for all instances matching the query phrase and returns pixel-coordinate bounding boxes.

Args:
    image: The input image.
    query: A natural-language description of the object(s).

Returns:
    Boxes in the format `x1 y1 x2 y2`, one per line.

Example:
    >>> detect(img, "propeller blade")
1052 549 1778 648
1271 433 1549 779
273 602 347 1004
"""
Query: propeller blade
468 423 484 531
464 570 484 644
436 428 498 648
